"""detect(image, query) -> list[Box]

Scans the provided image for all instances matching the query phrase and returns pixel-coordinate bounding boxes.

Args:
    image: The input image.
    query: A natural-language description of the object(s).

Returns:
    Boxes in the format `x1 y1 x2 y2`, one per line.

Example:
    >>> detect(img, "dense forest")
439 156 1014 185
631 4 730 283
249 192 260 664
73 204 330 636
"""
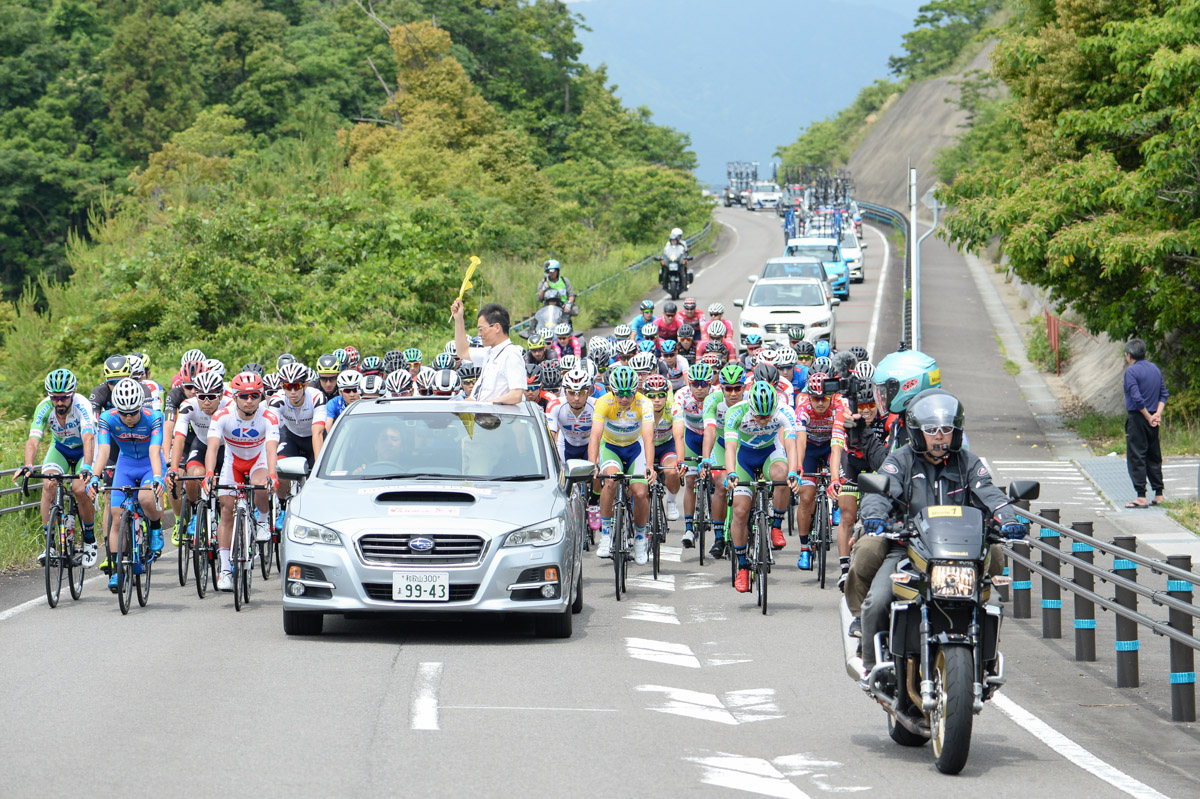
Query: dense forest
0 0 709 411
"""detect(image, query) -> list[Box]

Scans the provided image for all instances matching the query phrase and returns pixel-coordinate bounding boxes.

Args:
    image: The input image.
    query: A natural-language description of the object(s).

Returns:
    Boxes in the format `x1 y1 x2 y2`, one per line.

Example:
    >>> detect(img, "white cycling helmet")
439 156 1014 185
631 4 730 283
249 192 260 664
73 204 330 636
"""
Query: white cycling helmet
360 374 384 396
562 368 591 392
559 354 579 372
615 339 637 357
853 361 876 382
385 369 413 397
707 302 725 315
111 378 144 413
589 336 610 357
641 323 658 338
181 349 205 366
193 371 223 396
414 366 437 395
706 320 725 339
279 362 309 385
554 322 572 337
337 369 363 390
431 369 462 396
775 347 797 368
203 358 226 379
756 348 778 365
127 354 146 378
444 340 457 355
630 352 656 373
614 324 633 338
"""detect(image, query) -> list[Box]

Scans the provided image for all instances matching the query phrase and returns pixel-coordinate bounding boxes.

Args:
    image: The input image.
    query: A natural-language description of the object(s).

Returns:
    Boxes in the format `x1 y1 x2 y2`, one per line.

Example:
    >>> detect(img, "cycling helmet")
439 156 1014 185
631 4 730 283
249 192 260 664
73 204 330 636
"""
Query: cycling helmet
706 340 730 359
700 352 723 370
263 373 281 393
307 367 318 384
182 349 206 367
559 354 580 372
608 365 638 395
414 367 436 396
639 300 654 312
280 362 309 385
853 361 876 382
807 371 832 397
745 333 763 348
683 298 697 312
814 340 831 358
787 325 805 342
458 362 481 382
194 371 223 395
230 372 264 395
360 374 384 396
385 369 413 396
582 358 599 381
276 353 296 370
630 352 656 373
332 348 348 368
554 322 572 337
541 362 563 391
747 380 778 416
544 258 561 274
241 362 266 378
775 347 797 368
661 340 677 355
708 302 725 315
856 379 877 405
361 355 385 376
316 354 340 376
343 346 360 367
432 353 455 371
444 340 457 356
614 324 633 338
179 361 204 382
402 347 423 365
874 349 940 414
615 340 637 357
127 354 146 378
562 368 591 392
525 362 543 388
111 378 145 413
905 389 965 453
527 335 547 351
849 345 869 363
134 351 151 372
644 373 669 394
203 358 226 379
753 363 780 385
706 321 726 339
636 341 655 354
662 301 677 315
719 363 746 386
641 323 658 339
588 337 611 359
812 356 833 375
383 350 405 373
678 323 695 339
796 341 816 357
469 336 483 348
336 370 362 390
756 349 777 366
688 362 714 384
46 369 77 395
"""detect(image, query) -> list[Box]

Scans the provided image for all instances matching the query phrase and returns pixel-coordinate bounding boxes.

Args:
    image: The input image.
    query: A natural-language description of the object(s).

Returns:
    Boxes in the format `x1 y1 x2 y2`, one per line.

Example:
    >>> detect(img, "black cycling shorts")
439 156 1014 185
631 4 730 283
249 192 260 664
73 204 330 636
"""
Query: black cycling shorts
278 428 315 464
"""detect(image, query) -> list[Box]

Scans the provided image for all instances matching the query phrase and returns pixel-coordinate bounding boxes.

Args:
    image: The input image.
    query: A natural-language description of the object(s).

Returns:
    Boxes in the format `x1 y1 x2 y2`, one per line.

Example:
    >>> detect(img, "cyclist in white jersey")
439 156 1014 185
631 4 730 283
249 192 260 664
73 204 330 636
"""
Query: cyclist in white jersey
167 371 230 508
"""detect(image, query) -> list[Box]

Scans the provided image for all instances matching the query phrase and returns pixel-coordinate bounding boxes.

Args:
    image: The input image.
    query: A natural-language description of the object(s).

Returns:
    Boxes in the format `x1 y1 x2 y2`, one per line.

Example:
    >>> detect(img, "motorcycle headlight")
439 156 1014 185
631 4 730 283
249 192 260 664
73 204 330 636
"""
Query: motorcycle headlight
930 562 976 599
504 518 565 548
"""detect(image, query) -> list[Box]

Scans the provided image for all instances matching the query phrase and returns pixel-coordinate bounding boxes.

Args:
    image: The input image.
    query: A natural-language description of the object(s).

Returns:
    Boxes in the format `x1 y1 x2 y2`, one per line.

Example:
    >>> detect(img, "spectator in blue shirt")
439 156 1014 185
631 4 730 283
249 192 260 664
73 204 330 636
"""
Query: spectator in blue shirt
1122 338 1168 508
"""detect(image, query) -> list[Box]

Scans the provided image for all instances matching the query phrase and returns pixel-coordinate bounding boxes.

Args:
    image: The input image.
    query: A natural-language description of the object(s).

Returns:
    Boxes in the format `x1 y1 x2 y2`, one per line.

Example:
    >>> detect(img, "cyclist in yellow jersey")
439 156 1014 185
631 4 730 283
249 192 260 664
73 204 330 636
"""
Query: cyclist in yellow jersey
588 365 657 564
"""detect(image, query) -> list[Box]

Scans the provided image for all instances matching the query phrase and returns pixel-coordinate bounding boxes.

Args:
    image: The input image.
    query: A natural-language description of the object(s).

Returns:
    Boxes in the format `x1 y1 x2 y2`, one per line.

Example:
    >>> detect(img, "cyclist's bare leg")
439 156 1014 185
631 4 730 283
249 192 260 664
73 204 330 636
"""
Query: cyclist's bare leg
730 493 751 549
185 463 205 504
39 476 55 525
796 483 817 536
683 473 697 516
712 478 728 524
251 468 270 515
631 481 650 527
769 461 789 514
71 475 94 524
218 494 236 548
837 494 858 557
661 453 680 495
137 487 161 523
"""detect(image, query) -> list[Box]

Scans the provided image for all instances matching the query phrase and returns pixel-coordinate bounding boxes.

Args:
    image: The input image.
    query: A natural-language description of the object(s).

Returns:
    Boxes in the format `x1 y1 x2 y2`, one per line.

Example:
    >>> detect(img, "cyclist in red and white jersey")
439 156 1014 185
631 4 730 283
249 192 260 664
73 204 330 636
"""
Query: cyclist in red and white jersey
793 371 848 570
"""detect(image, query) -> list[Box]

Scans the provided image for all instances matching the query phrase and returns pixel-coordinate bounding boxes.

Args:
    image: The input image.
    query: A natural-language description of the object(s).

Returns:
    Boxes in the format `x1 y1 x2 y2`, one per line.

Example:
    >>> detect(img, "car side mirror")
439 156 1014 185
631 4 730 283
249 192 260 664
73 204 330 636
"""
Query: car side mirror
858 472 889 495
565 459 596 482
831 298 841 307
1007 480 1040 501
747 275 758 284
733 299 744 308
861 243 869 249
278 456 310 480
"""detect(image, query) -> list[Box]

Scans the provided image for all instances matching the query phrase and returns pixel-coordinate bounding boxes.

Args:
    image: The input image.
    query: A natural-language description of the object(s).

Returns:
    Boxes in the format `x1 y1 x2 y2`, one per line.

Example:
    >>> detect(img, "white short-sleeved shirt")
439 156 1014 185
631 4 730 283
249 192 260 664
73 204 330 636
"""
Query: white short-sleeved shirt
468 339 526 402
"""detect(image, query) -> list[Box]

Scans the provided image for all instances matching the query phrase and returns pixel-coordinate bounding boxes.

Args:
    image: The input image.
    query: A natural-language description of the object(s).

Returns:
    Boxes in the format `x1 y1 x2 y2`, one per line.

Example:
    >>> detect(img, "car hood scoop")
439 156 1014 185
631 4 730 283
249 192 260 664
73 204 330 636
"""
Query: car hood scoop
374 490 477 505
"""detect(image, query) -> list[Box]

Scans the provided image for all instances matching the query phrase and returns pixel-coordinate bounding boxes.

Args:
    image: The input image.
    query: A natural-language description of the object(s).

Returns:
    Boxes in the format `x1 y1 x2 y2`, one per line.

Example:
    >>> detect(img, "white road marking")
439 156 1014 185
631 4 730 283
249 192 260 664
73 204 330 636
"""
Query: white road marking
623 602 680 625
692 221 741 288
410 661 444 731
660 544 682 563
992 694 1170 799
682 572 719 590
627 573 675 592
774 754 871 793
441 705 616 712
685 752 811 799
636 685 782 725
864 223 891 363
688 607 729 622
625 637 702 668
0 574 107 622
724 688 786 722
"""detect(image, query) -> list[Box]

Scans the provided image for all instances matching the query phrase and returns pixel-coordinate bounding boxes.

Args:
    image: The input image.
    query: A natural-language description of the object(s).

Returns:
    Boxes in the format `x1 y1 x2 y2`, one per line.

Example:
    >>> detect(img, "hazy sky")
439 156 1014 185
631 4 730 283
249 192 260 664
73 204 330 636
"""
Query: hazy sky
571 0 929 187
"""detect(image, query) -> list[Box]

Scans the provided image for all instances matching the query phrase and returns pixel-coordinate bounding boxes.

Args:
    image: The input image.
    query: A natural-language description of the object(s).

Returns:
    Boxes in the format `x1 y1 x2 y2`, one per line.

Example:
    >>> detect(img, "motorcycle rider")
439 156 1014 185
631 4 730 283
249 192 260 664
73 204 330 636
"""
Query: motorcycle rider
666 227 689 255
852 389 1028 677
661 230 689 289
537 259 577 314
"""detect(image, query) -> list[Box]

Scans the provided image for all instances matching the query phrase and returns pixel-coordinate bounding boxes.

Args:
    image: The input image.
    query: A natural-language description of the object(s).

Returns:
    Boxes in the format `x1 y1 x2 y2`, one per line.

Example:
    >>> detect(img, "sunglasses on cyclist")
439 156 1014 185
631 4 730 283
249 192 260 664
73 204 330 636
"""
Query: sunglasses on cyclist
565 389 590 397
50 394 73 402
857 401 877 411
181 383 196 391
797 355 813 363
613 390 636 398
237 392 262 401
920 424 956 436
645 392 667 400
689 380 710 388
282 382 305 391
722 384 745 391
341 387 359 394
197 393 221 401
117 410 141 418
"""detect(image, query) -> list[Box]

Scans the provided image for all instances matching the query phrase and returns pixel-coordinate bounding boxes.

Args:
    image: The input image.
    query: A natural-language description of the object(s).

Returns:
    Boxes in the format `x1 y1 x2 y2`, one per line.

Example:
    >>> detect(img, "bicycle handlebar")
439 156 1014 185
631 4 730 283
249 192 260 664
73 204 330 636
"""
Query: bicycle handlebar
97 485 163 512
167 474 206 500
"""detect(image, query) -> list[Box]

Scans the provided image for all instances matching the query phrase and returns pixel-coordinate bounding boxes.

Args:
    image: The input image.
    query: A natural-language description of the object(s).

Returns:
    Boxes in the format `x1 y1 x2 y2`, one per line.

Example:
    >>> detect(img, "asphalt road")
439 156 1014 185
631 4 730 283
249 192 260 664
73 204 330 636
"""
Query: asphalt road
1 207 1196 799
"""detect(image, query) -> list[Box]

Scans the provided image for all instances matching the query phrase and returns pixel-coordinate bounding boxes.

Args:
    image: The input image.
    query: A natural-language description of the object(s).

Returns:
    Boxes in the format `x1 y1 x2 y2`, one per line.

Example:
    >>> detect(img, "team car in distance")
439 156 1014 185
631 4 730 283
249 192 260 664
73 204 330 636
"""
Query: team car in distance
278 398 591 638
745 181 782 212
734 276 839 348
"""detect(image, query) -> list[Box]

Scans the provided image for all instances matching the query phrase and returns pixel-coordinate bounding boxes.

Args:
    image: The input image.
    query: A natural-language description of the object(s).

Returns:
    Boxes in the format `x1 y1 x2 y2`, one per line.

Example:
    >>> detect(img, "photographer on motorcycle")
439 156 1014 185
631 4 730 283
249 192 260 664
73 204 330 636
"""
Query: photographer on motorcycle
851 390 1027 676
537 260 577 315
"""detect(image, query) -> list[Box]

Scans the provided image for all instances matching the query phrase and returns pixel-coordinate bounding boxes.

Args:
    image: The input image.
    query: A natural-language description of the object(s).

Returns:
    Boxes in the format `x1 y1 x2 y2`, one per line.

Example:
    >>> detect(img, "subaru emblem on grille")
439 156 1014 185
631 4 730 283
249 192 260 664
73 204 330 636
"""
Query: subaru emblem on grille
409 537 435 552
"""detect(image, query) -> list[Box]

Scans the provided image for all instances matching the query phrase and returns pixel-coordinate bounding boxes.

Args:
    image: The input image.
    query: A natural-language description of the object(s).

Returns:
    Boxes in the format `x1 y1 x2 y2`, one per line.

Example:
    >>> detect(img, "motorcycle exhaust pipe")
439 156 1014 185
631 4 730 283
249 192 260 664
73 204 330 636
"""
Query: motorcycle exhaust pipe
839 598 865 682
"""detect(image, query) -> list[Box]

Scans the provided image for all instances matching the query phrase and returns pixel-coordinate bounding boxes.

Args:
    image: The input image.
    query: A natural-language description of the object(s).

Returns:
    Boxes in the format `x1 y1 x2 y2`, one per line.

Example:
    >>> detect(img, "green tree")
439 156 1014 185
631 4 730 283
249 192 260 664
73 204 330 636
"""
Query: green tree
887 0 1003 81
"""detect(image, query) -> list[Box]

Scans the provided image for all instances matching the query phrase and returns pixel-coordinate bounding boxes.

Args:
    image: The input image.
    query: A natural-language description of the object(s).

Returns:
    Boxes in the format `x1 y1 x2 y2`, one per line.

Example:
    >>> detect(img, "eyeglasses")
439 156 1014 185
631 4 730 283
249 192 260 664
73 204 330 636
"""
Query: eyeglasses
613 390 635 398
197 393 221 401
797 356 814 364
645 392 668 399
689 380 710 388
283 382 305 391
237 392 262 401
722 385 745 392
182 384 196 392
477 322 498 333
50 394 73 402
340 388 359 395
319 375 337 381
857 401 877 411
921 424 956 436
118 410 141 418
566 389 590 397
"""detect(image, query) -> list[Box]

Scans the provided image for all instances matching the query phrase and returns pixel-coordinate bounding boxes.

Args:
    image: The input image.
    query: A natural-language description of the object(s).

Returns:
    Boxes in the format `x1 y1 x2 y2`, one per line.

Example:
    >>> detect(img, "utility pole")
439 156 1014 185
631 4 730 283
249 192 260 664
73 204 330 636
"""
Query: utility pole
909 167 920 352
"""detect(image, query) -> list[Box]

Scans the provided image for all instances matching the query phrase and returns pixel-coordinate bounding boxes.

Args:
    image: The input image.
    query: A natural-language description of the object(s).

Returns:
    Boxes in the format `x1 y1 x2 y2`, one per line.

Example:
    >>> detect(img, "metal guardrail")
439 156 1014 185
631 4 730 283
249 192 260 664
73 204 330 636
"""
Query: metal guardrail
857 201 912 349
0 466 41 515
1003 501 1197 722
510 222 714 337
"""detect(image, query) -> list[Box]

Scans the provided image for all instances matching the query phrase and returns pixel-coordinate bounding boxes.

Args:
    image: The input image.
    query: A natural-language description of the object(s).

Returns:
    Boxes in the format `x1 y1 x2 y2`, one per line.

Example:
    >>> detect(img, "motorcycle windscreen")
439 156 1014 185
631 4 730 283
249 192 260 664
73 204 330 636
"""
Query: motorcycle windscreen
915 505 987 561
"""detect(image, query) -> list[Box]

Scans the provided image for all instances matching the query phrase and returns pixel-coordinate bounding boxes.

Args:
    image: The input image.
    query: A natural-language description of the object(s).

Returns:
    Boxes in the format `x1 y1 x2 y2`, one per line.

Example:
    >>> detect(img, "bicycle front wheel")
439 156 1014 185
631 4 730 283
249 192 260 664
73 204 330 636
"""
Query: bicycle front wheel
817 496 829 590
612 499 624 601
67 514 85 601
757 505 770 615
695 481 708 567
177 503 190 587
233 512 246 611
136 520 152 607
45 509 63 608
651 492 663 581
117 513 134 615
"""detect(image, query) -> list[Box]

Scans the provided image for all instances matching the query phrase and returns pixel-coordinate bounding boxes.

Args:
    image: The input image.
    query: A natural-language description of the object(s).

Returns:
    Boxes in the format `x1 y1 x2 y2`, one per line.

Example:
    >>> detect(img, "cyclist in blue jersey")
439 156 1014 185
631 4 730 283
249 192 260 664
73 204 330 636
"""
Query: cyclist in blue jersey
86 378 166 592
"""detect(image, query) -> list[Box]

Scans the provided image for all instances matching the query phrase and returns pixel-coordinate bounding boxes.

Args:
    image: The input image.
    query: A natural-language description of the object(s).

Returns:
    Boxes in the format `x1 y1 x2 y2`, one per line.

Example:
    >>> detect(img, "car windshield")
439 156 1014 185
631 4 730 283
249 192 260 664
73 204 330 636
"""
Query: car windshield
749 283 826 307
785 244 837 261
763 261 823 279
318 411 549 480
840 234 859 250
754 184 780 193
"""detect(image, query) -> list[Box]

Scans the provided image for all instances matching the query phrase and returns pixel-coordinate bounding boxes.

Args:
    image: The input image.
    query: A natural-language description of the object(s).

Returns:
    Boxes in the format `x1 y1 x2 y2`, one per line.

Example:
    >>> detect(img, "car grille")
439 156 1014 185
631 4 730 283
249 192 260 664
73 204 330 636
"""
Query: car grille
357 533 486 566
763 324 792 333
362 583 480 602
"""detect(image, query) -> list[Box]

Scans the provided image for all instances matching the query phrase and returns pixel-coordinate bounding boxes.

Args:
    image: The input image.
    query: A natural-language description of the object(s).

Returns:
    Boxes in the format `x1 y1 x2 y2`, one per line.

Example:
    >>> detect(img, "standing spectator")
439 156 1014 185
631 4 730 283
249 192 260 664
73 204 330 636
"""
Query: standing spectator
1123 338 1168 508
452 299 526 405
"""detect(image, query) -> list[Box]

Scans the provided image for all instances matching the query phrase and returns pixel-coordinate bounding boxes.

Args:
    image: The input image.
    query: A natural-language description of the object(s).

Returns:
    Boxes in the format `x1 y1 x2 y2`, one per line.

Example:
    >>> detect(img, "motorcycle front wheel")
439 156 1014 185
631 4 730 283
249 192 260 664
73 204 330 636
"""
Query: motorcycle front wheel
931 645 974 774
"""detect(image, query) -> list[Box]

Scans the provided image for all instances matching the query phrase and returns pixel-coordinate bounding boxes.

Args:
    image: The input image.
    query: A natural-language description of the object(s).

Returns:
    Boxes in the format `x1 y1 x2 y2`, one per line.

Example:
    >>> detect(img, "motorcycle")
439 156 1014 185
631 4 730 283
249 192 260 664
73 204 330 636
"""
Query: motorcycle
843 475 1039 774
659 243 692 300
529 302 564 341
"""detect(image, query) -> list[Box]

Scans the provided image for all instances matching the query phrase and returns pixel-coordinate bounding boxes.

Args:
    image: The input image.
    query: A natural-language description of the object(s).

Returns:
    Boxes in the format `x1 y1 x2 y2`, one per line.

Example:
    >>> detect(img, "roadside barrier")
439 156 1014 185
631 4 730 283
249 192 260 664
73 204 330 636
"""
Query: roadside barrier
857 201 911 350
0 466 40 516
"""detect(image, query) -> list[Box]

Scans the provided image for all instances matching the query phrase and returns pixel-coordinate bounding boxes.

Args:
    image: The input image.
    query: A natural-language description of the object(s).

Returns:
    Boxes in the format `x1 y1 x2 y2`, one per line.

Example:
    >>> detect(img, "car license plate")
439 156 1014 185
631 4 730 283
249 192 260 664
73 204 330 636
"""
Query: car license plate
392 572 450 601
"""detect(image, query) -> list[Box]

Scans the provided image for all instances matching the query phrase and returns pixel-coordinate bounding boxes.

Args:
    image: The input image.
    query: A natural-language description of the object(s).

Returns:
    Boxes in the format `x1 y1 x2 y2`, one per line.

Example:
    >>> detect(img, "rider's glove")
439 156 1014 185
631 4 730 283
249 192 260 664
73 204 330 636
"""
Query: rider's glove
77 464 92 480
16 465 31 478
863 518 888 536
151 476 164 492
267 472 279 491
827 477 844 498
1001 522 1028 540
723 474 737 489
203 470 216 492
88 475 102 494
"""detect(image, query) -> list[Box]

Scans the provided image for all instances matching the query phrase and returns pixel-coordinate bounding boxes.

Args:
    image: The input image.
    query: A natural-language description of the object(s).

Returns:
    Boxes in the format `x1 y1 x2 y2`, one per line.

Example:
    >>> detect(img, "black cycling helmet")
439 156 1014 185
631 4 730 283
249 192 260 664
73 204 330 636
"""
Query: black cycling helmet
849 345 869 363
276 353 297 370
242 362 266 378
663 301 677 315
541 362 562 391
525 362 543 388
458 362 481 381
796 340 816 357
905 389 965 454
678 323 695 339
752 363 780 385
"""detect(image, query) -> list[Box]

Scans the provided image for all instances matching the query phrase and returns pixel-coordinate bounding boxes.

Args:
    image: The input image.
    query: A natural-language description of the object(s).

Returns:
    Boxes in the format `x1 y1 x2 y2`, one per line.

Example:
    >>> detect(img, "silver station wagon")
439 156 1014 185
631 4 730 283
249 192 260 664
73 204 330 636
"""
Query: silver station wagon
277 399 592 638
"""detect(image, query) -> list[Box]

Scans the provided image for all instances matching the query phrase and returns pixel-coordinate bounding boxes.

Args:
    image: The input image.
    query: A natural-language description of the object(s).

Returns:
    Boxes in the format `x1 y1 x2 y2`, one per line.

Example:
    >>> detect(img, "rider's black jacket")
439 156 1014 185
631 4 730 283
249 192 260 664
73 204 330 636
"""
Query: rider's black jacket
859 444 1017 525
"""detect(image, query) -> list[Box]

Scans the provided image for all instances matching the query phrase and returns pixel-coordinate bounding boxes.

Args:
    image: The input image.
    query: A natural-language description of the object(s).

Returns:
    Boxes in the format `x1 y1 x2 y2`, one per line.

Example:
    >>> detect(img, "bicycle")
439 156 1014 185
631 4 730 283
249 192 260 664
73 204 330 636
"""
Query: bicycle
98 485 161 615
683 458 711 566
598 472 637 601
23 470 87 608
192 481 221 599
259 489 280 581
170 476 207 588
215 481 269 611
803 470 833 589
648 467 675 580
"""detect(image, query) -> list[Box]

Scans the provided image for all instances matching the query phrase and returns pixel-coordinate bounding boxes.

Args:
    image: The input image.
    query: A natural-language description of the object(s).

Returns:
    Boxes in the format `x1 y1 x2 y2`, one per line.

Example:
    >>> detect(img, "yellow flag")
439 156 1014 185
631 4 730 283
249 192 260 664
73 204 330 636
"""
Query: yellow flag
456 256 481 302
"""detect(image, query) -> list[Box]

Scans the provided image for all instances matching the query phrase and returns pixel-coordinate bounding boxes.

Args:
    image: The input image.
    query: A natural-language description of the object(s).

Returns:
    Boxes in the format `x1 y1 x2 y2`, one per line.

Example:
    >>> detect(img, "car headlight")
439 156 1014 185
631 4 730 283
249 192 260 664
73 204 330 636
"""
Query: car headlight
504 518 565 548
809 318 830 328
741 319 760 329
930 562 976 599
287 517 342 546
